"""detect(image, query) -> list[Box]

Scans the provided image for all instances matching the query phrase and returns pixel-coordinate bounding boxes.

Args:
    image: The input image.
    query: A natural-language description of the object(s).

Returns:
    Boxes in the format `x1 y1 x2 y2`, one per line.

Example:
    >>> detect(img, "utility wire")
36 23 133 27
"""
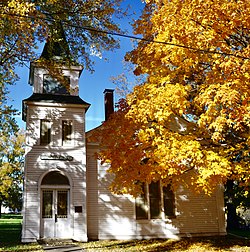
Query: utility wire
65 22 250 60
1 12 250 60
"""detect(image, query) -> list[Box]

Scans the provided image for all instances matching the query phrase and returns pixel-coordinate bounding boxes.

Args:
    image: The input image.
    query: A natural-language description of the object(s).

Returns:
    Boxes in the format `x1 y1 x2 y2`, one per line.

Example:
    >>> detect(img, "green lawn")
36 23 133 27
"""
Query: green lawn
0 214 42 251
0 215 249 252
228 229 250 239
0 215 22 245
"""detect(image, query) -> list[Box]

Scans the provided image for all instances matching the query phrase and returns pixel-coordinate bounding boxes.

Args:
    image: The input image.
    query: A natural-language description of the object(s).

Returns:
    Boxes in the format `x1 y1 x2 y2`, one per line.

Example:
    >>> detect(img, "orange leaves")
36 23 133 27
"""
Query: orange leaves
95 96 239 194
130 0 250 144
0 131 25 197
1 0 125 83
195 81 250 143
127 81 191 124
94 0 250 195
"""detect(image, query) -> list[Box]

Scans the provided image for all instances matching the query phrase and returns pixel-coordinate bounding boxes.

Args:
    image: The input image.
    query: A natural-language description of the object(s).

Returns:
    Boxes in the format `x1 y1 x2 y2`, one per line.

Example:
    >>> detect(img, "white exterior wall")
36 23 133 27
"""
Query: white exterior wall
173 186 226 236
22 103 88 242
86 145 99 240
31 66 82 96
86 142 226 240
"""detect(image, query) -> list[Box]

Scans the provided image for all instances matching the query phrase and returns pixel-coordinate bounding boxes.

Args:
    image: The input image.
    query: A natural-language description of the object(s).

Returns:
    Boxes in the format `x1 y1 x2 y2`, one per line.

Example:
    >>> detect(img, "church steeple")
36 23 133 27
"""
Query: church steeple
40 22 71 61
23 22 89 122
27 22 84 97
22 18 89 244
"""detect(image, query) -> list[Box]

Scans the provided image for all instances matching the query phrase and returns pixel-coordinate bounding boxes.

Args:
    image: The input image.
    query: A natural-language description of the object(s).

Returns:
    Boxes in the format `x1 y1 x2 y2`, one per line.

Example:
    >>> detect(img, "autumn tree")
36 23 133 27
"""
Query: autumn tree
0 0 127 93
0 0 126 212
95 0 250 196
225 180 250 229
0 131 25 216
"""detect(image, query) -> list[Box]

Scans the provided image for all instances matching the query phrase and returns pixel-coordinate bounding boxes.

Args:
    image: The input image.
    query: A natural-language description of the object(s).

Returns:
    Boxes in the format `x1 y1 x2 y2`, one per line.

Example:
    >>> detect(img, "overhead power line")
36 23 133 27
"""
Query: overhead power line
1 12 250 60
65 22 250 60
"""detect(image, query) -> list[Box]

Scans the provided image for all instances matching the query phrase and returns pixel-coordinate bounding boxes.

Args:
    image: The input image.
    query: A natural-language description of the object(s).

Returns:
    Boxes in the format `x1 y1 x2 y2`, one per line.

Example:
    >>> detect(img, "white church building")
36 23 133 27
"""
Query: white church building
21 36 226 243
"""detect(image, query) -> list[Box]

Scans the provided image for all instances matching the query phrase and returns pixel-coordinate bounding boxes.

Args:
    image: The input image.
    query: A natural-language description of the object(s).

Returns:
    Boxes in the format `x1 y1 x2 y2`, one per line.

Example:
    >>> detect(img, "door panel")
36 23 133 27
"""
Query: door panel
57 191 68 218
42 191 53 218
42 190 55 238
55 190 70 238
41 189 71 239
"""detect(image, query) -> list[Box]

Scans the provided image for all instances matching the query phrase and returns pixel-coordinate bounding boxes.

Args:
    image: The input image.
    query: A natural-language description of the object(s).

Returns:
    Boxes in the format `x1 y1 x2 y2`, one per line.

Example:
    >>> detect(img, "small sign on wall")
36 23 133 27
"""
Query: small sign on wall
40 153 73 161
75 206 82 213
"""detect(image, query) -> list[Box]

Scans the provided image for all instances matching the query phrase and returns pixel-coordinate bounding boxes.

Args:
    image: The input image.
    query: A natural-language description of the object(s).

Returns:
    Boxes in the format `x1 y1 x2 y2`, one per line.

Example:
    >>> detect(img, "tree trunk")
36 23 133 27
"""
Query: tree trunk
227 202 239 229
226 180 239 230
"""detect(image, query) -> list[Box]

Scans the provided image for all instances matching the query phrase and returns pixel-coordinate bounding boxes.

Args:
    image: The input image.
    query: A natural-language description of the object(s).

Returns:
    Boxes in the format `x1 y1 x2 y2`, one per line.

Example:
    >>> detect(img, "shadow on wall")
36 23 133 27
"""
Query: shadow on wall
94 164 226 240
22 146 88 242
22 106 88 242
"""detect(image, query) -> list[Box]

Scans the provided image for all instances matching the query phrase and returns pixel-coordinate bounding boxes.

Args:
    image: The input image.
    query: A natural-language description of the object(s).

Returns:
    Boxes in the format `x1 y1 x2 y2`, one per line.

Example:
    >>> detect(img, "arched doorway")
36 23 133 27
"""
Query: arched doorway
40 171 72 239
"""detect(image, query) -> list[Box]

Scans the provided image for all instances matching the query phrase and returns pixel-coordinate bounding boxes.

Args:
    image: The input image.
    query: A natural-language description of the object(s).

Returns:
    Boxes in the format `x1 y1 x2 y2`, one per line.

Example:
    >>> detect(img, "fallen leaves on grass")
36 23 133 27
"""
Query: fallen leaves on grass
80 237 250 252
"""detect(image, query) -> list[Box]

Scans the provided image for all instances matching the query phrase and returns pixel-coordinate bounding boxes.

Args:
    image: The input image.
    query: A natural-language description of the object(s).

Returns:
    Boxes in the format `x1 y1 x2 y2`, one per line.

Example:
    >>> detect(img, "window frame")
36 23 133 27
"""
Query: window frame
135 181 175 220
62 120 73 146
40 119 52 145
43 74 70 95
135 183 148 220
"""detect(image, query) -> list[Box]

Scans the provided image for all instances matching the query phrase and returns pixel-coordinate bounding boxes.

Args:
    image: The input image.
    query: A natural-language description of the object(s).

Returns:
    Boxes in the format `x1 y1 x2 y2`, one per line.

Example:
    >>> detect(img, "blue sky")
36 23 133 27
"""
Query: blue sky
8 0 144 131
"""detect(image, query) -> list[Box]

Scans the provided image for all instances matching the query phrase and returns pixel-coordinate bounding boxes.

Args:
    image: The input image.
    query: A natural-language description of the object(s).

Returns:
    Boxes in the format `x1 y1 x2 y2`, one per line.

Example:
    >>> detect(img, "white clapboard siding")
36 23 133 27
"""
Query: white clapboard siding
86 145 99 240
27 105 86 147
173 187 226 236
86 140 226 240
97 161 137 240
22 103 88 242
32 67 82 96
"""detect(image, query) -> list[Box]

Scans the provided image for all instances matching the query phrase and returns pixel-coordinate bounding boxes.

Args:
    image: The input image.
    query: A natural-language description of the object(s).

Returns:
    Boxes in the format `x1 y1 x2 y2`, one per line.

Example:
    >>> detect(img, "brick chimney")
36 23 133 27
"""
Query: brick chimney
104 89 114 121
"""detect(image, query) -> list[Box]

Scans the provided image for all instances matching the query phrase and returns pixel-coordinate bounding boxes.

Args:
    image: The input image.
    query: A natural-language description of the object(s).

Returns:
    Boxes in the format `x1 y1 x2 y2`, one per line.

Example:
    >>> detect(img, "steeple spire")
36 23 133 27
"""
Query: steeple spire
41 22 71 61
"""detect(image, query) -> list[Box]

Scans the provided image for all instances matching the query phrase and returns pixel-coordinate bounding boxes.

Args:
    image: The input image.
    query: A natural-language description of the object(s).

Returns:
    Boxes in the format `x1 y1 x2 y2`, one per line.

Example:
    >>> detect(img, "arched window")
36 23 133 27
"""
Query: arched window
41 171 70 185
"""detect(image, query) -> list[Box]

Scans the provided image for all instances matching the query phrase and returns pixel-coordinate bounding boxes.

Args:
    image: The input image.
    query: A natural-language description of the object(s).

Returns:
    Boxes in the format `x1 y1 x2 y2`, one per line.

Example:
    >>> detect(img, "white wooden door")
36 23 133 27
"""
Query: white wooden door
41 189 71 239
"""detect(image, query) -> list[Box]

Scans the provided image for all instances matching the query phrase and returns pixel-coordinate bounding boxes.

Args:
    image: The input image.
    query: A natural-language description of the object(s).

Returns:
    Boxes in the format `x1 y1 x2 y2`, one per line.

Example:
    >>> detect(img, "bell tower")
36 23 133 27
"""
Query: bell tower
22 24 90 242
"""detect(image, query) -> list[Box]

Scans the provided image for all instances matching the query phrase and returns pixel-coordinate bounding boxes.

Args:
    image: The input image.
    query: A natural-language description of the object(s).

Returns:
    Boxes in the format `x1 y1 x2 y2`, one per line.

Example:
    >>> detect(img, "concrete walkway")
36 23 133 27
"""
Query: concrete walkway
43 244 84 251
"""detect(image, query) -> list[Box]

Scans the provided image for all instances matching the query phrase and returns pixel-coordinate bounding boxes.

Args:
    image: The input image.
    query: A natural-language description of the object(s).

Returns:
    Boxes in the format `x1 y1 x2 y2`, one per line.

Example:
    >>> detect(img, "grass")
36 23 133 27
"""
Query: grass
228 229 250 239
0 214 249 251
79 237 250 251
0 214 42 251
0 215 22 245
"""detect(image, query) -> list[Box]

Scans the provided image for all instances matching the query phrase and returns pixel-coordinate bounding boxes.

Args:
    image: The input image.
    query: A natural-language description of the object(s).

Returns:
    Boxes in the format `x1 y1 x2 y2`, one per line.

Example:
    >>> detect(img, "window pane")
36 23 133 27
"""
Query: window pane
42 191 53 218
41 171 70 185
163 185 175 217
40 120 51 145
57 191 68 218
149 181 161 219
135 183 148 219
43 75 70 95
62 120 72 145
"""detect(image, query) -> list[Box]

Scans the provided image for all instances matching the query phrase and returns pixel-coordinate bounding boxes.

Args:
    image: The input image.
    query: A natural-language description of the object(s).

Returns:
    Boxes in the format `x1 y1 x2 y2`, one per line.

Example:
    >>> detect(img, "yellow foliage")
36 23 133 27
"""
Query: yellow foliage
0 0 124 84
0 131 25 198
94 0 250 195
